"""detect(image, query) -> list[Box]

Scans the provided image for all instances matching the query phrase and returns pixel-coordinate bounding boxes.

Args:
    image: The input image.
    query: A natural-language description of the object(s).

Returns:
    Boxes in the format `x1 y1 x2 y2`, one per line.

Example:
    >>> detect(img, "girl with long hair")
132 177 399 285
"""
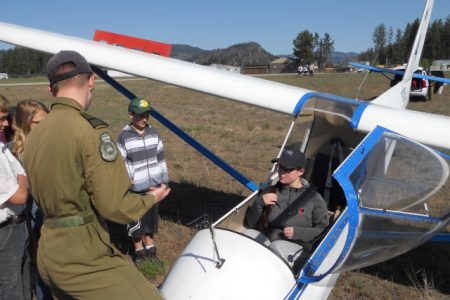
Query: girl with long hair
10 99 52 300
11 99 49 161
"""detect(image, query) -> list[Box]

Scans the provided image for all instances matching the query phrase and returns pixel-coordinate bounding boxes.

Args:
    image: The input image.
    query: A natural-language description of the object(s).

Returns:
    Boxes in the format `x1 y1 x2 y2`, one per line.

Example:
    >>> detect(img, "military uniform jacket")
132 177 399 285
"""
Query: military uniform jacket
23 98 157 267
246 179 329 244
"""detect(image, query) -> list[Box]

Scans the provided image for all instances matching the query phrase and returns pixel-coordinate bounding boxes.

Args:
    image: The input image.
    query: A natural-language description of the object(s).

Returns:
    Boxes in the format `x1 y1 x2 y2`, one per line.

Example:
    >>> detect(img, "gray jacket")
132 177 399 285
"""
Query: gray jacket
246 179 329 244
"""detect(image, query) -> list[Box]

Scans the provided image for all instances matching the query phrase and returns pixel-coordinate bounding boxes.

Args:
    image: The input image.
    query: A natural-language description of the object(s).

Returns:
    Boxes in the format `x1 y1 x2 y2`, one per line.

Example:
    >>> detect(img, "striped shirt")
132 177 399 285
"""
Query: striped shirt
117 124 168 193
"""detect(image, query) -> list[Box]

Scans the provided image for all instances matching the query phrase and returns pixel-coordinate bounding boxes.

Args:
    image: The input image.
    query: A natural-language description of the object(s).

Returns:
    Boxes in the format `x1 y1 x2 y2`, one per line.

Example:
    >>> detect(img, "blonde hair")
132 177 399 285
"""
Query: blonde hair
11 99 49 160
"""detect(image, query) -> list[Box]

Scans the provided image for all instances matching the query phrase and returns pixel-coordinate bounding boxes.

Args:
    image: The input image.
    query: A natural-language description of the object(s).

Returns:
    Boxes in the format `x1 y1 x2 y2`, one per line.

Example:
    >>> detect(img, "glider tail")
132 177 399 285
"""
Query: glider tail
372 0 434 108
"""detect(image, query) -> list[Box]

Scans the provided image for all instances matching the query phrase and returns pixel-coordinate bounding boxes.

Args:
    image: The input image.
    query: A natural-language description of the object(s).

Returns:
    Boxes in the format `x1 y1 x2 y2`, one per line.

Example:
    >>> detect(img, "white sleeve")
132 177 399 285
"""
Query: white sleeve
5 147 25 176
0 148 24 206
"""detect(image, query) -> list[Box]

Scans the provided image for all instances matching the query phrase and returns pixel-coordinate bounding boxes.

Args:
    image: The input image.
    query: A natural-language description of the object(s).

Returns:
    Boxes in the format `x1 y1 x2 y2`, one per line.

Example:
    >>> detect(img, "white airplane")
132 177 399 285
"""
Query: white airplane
0 0 448 299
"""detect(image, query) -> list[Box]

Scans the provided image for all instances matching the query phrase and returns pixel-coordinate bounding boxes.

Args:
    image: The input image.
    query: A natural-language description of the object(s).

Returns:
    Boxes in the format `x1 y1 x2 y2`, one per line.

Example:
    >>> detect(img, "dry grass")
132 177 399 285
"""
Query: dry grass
1 71 449 299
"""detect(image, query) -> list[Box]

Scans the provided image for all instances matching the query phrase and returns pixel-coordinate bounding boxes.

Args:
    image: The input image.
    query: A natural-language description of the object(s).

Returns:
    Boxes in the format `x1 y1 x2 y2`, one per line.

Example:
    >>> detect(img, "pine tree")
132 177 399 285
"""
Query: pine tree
373 24 387 64
293 30 314 64
322 33 334 67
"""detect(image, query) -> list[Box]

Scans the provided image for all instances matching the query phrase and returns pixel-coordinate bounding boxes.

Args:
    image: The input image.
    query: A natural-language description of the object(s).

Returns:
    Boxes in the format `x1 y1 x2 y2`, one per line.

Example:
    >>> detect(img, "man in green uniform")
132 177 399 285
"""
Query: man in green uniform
24 50 170 299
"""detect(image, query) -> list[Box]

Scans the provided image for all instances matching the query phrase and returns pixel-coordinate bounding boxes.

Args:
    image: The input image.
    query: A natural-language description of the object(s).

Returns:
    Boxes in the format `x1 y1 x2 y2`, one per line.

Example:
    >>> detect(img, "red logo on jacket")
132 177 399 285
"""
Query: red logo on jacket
298 208 304 216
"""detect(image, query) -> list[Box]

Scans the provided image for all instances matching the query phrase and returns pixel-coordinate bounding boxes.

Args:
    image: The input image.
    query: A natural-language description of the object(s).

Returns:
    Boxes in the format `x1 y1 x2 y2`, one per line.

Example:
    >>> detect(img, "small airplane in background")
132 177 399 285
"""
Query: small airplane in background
0 0 448 299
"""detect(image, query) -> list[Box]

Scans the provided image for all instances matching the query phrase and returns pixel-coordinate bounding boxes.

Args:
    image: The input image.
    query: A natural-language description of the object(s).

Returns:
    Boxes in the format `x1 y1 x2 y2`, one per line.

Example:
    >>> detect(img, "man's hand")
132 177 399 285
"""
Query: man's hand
283 227 294 239
147 183 171 203
262 192 277 206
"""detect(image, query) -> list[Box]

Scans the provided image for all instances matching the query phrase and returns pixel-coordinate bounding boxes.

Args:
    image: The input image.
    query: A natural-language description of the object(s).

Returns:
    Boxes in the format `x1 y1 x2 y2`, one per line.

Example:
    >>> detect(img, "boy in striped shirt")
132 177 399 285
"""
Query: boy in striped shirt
117 98 169 261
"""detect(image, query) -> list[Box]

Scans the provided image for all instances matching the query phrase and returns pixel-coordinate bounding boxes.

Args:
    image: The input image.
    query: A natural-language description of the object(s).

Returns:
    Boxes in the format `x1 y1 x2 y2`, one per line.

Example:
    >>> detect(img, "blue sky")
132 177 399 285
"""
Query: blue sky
0 0 448 55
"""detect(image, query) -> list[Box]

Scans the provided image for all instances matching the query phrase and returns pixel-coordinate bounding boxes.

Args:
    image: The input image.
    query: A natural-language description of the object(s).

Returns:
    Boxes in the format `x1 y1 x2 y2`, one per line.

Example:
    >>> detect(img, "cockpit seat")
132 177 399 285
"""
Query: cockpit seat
269 240 303 267
243 228 271 246
243 228 305 270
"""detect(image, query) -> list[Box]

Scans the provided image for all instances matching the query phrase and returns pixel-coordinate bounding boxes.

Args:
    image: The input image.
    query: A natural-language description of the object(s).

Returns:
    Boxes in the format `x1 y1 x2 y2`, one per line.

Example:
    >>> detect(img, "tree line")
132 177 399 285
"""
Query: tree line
293 31 334 68
359 15 449 67
0 47 52 77
292 15 449 69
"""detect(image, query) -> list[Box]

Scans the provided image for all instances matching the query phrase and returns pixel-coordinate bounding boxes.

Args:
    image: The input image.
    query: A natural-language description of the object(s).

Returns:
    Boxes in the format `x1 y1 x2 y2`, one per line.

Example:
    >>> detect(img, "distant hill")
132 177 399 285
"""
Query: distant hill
171 43 358 66
172 42 276 66
331 51 359 64
170 44 208 62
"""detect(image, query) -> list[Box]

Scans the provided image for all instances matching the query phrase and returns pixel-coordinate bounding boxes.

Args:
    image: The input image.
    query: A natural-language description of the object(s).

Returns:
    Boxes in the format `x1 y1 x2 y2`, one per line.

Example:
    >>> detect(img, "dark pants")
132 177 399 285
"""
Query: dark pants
0 220 31 300
127 203 159 240
29 207 52 300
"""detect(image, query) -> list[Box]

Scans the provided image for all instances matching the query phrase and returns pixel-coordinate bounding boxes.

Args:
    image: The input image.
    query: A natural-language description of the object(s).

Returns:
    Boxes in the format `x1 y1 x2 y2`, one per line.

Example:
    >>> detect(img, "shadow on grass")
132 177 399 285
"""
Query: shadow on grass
108 181 245 255
358 243 450 295
409 96 430 103
158 181 245 224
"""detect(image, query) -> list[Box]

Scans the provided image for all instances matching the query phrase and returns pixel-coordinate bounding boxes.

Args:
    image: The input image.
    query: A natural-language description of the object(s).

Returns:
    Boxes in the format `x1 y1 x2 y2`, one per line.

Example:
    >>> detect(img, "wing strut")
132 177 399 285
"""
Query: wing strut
91 66 259 192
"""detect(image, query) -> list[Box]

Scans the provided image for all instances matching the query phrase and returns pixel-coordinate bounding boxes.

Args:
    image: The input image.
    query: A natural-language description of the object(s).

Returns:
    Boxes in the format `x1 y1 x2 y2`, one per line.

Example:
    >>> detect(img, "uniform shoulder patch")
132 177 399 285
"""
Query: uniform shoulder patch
80 112 109 128
99 132 118 162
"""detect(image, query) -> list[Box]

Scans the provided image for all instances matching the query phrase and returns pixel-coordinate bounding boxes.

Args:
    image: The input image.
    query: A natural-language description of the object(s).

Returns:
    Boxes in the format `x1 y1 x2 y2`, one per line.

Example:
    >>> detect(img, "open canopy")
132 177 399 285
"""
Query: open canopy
300 126 449 282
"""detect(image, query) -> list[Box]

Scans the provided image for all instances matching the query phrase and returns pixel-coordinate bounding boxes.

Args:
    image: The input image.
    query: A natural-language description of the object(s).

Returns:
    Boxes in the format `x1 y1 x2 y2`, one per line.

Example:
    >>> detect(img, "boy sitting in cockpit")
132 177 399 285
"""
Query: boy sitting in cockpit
245 148 329 271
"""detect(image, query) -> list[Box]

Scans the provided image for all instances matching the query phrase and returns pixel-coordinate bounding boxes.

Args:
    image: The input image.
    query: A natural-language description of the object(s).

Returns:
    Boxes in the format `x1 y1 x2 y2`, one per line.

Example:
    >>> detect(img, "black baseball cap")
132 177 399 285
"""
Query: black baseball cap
47 50 93 85
271 148 306 169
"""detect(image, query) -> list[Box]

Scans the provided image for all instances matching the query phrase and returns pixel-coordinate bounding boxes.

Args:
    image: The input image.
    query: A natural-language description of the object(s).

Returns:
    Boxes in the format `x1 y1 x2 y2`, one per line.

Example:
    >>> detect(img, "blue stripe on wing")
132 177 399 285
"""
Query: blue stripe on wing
349 62 450 84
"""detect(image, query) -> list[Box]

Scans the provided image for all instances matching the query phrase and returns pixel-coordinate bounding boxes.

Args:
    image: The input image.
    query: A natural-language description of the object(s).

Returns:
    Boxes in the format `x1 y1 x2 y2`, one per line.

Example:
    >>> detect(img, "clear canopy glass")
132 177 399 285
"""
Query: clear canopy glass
300 127 449 280
336 129 449 272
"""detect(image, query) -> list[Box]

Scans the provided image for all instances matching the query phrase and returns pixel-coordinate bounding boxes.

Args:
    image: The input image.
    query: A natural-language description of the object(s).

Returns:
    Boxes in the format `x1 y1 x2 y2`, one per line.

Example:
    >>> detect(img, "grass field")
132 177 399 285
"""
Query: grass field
1 72 449 299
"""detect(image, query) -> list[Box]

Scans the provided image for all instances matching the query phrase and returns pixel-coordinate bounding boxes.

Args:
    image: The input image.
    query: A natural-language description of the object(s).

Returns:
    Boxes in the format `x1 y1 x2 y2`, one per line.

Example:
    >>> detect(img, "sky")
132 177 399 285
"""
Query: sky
0 0 449 55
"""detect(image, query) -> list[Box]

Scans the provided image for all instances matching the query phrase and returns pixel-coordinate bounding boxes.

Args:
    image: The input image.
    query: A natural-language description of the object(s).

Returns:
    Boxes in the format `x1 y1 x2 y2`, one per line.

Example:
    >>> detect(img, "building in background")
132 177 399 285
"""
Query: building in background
431 60 450 71
269 57 297 74
241 65 269 75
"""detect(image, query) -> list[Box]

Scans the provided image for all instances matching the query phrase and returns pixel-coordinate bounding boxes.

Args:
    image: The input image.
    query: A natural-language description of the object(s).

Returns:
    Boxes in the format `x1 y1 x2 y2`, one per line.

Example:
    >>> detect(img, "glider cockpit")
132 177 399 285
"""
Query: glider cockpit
161 93 449 299
213 93 449 279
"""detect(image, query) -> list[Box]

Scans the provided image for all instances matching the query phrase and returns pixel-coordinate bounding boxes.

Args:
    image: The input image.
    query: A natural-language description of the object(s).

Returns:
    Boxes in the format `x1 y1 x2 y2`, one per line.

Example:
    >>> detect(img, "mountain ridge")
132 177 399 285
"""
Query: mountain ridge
171 43 359 65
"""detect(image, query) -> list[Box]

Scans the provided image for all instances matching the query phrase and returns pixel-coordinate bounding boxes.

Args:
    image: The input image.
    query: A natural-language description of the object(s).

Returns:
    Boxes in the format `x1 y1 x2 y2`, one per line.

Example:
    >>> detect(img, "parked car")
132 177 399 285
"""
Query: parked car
390 67 430 100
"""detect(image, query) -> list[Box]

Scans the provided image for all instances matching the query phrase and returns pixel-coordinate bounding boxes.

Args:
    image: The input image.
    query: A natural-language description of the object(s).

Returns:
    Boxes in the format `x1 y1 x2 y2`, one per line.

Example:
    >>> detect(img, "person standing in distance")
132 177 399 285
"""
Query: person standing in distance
23 50 170 300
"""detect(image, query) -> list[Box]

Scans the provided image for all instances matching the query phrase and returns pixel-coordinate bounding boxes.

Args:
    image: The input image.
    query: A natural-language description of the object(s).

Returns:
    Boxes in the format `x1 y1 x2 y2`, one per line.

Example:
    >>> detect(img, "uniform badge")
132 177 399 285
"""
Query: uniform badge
100 132 118 162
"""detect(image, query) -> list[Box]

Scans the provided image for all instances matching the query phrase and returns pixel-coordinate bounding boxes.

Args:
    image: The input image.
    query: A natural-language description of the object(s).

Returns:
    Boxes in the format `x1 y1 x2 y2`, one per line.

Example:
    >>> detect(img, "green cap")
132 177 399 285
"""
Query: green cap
128 98 151 115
